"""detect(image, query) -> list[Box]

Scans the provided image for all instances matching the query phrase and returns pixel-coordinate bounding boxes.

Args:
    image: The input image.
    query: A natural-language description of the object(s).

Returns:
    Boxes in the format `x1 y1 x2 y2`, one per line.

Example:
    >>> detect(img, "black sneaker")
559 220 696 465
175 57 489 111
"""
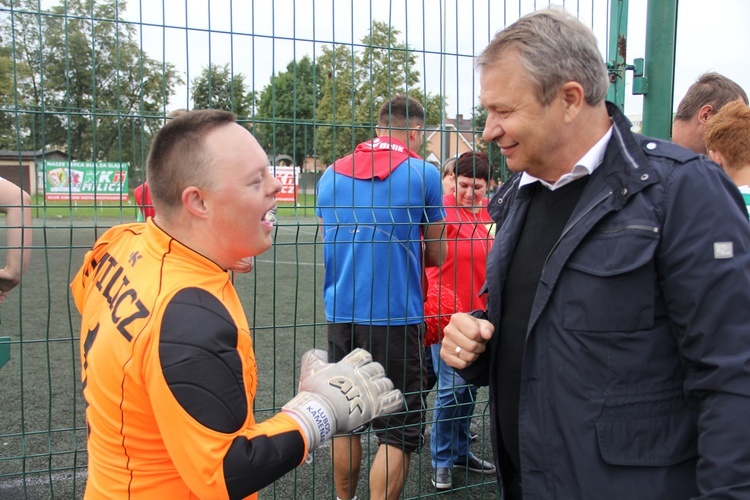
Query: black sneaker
453 454 496 474
431 467 452 489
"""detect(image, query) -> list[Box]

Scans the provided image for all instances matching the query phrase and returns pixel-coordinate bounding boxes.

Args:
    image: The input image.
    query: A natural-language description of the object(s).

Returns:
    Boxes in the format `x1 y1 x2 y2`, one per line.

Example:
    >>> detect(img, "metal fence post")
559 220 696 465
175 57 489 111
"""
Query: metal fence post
642 0 678 139
606 0 629 111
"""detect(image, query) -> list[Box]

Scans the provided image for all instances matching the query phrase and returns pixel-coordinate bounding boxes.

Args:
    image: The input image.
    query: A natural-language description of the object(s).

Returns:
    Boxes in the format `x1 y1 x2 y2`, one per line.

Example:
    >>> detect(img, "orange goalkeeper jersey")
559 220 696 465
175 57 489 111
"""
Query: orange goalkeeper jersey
71 220 308 499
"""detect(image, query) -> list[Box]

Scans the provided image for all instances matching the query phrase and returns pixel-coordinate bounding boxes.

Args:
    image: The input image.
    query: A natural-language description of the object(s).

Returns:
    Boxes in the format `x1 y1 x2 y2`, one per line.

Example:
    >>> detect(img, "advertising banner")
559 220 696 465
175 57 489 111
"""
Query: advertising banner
269 165 300 203
42 161 129 201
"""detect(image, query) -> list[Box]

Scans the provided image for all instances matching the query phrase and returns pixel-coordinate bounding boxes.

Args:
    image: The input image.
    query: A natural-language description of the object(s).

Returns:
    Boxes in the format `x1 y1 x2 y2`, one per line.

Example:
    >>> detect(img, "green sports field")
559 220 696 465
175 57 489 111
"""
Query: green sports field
0 214 497 499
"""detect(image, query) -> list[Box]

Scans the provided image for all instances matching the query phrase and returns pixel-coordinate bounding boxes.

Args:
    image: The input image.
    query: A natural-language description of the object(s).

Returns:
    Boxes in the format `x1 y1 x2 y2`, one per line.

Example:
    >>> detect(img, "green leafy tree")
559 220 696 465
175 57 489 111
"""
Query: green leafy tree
314 44 359 165
191 63 254 120
473 104 509 182
0 0 182 171
313 22 443 165
0 1 49 152
0 43 18 148
354 21 422 125
254 56 321 166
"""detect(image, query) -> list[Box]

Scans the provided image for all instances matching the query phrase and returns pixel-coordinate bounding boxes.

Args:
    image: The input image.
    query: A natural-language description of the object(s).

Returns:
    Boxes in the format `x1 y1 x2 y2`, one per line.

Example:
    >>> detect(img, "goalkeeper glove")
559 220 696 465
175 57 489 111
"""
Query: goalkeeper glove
282 348 403 450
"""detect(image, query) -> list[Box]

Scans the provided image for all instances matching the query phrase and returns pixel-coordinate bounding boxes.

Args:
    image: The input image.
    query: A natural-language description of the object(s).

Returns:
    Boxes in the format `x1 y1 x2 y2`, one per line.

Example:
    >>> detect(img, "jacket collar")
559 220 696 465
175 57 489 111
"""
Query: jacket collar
519 126 613 191
489 102 659 232
592 102 659 211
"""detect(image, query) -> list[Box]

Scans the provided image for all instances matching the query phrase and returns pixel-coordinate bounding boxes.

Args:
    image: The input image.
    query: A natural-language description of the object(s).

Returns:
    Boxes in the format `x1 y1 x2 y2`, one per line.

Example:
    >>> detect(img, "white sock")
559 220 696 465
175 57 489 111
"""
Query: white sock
337 497 358 500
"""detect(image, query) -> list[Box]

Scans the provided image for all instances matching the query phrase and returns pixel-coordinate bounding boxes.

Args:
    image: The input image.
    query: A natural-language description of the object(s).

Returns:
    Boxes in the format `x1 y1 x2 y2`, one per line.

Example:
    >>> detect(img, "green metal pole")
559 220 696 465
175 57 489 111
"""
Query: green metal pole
606 0 629 111
641 0 678 139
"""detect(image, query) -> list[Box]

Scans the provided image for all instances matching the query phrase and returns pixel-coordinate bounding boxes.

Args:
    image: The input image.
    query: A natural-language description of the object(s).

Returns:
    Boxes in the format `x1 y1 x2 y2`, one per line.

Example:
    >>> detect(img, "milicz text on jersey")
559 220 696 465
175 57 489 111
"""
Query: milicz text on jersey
92 251 149 341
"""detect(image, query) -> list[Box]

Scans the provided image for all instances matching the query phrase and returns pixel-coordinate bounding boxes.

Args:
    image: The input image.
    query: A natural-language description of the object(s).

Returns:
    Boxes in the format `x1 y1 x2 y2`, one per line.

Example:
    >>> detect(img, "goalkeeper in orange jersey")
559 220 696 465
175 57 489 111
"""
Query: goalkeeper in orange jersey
71 109 402 499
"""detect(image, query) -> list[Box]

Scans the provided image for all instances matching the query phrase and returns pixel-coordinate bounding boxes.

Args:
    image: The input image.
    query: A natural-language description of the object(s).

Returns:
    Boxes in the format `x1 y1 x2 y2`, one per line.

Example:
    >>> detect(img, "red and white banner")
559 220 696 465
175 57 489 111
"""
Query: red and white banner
268 165 299 203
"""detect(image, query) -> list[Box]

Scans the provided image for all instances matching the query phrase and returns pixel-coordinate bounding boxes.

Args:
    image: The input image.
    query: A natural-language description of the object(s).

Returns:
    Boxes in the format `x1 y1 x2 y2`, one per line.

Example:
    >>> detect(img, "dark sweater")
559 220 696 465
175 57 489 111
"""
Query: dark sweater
496 175 589 473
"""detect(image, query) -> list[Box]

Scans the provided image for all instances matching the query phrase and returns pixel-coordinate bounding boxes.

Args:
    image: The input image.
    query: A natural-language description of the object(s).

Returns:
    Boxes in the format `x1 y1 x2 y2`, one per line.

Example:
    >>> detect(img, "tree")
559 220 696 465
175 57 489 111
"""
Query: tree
191 63 254 120
312 22 443 165
0 0 182 171
0 1 49 152
473 104 509 183
254 56 321 166
314 44 360 165
0 43 18 148
354 21 422 125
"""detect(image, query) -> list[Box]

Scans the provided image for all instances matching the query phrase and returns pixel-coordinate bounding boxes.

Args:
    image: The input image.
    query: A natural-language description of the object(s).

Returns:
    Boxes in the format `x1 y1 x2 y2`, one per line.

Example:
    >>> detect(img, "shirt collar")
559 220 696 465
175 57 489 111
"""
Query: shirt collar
519 125 613 191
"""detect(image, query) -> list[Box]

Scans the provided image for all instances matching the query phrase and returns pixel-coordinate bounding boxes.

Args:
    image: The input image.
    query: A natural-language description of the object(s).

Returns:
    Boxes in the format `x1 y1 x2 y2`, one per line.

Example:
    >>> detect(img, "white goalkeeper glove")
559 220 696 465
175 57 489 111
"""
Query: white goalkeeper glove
282 348 404 451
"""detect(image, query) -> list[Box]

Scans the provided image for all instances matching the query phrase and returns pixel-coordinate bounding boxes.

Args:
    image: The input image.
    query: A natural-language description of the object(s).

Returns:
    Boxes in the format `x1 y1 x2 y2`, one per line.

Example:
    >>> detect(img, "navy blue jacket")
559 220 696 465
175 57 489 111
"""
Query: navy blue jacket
462 103 750 499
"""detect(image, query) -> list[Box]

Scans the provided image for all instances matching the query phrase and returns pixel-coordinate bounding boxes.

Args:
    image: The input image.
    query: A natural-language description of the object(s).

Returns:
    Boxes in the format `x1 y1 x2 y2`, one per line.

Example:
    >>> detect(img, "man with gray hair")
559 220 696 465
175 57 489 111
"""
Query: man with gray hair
672 72 748 154
442 8 750 499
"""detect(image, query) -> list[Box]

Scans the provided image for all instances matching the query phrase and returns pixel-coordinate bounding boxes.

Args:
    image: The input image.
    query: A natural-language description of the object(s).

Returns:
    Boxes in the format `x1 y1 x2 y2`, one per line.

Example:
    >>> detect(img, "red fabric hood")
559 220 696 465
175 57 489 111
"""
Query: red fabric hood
134 182 156 219
332 137 422 180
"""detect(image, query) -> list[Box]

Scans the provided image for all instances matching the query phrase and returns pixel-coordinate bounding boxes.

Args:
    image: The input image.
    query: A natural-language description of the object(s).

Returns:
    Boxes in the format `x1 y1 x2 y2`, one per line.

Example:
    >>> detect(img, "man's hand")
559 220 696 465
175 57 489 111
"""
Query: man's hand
440 313 494 369
282 348 403 450
0 267 21 304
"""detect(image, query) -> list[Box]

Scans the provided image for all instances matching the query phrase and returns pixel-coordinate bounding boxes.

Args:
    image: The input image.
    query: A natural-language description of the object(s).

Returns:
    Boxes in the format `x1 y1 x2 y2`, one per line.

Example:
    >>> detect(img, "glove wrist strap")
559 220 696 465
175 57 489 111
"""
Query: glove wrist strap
283 392 336 450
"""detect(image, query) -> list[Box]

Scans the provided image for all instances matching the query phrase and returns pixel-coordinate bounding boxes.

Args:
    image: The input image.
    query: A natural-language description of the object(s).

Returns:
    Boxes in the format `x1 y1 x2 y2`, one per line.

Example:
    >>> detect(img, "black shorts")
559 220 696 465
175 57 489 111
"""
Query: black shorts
327 323 428 453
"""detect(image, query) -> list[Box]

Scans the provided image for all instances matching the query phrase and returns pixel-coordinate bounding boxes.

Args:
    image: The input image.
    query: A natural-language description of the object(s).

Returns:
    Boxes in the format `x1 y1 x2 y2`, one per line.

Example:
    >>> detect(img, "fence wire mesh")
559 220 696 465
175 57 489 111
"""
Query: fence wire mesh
0 1 617 498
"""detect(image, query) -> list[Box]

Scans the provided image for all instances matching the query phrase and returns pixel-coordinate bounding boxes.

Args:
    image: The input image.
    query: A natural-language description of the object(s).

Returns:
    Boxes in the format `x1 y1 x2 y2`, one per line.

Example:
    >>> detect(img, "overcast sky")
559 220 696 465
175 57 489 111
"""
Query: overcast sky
122 0 750 120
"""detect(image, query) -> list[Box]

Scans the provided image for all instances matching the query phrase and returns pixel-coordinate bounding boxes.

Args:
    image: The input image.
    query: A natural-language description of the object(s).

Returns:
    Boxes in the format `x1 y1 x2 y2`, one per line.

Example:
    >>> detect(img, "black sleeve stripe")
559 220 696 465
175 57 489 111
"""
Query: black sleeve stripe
160 287 248 433
224 431 305 499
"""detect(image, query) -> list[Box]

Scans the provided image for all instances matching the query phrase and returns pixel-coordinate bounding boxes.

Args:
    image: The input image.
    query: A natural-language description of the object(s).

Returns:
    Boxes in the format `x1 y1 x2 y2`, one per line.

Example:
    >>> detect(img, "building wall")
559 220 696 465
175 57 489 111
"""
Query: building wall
0 161 33 192
0 151 69 195
425 129 475 165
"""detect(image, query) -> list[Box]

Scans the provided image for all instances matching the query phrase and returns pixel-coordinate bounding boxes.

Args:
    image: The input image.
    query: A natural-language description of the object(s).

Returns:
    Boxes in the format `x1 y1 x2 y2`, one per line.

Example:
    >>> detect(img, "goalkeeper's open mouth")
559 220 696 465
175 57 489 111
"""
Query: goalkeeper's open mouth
261 207 277 229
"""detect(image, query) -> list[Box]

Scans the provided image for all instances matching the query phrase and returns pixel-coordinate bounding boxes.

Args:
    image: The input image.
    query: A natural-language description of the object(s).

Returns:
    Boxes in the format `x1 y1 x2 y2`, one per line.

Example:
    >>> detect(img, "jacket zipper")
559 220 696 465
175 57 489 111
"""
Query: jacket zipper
601 224 660 234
